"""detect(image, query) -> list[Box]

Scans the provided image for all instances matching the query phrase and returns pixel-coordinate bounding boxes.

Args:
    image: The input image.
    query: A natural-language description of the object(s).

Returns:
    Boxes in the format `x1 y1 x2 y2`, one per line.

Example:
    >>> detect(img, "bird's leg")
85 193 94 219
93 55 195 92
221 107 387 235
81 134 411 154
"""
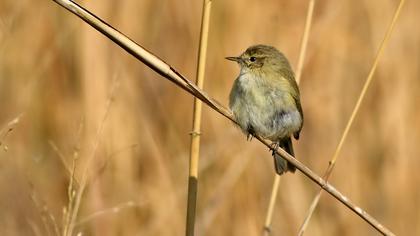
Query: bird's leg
246 126 255 141
269 141 280 156
247 132 254 141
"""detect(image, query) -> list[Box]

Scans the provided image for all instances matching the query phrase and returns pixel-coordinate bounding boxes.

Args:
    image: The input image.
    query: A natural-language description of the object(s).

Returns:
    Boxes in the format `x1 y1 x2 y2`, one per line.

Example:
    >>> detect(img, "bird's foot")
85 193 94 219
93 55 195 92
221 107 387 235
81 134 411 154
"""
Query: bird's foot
269 142 280 156
246 126 255 141
247 133 254 141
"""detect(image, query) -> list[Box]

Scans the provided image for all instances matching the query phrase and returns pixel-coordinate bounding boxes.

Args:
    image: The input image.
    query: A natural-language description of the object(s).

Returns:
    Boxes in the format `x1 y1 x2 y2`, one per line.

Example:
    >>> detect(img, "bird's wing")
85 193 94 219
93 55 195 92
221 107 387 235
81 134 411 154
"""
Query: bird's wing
288 78 304 140
293 97 303 140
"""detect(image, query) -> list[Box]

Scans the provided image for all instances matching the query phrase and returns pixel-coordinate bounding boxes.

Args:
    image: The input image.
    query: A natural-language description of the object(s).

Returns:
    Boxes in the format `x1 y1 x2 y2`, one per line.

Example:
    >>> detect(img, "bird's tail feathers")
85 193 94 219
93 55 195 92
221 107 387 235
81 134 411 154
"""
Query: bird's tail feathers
273 137 296 175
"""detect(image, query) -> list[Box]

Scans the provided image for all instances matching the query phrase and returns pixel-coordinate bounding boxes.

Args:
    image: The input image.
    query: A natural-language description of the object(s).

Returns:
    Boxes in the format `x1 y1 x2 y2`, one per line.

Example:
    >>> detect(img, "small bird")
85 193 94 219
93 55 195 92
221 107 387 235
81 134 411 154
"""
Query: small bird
227 45 303 175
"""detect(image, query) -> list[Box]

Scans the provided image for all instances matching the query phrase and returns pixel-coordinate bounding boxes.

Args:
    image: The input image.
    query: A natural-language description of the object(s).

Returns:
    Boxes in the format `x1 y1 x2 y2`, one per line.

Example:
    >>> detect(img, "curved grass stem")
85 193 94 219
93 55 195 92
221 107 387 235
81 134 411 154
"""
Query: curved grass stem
298 0 405 235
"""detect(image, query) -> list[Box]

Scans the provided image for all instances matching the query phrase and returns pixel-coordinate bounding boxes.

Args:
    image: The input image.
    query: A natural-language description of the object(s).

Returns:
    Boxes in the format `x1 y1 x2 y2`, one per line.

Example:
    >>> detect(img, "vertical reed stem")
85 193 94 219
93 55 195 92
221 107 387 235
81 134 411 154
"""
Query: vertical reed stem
186 1 212 236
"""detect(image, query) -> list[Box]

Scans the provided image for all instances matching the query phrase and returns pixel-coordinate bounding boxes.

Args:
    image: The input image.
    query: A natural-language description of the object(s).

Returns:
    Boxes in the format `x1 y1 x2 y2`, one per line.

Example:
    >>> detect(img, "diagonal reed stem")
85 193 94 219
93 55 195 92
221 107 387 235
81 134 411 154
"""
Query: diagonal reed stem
297 0 405 235
295 0 315 85
50 1 395 235
263 1 315 235
186 1 212 236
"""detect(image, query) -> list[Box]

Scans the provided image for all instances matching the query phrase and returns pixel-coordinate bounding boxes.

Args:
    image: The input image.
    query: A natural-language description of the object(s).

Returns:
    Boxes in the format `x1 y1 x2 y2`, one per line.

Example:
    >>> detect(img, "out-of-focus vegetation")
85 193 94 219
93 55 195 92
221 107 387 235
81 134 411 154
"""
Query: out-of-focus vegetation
0 0 418 235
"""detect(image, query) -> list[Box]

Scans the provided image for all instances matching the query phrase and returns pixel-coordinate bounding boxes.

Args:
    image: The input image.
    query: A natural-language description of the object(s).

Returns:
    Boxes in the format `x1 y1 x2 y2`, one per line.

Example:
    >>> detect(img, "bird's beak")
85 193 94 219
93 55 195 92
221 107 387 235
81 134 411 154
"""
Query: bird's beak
225 56 242 63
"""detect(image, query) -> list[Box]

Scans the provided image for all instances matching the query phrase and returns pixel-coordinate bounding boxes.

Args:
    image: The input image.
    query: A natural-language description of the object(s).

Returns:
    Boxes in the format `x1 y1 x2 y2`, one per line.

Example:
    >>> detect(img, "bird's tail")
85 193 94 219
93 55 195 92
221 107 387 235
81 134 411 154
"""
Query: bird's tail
273 137 296 175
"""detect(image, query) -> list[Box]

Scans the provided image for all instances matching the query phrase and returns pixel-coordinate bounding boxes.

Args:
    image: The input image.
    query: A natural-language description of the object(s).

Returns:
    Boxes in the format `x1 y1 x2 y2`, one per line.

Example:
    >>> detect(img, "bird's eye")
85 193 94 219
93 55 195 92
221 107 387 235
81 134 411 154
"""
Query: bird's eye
249 56 256 62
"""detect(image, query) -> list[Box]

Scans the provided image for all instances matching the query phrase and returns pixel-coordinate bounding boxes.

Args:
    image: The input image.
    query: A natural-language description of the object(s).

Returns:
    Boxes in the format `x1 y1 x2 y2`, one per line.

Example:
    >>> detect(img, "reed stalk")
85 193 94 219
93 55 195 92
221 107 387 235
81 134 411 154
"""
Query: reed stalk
186 1 212 236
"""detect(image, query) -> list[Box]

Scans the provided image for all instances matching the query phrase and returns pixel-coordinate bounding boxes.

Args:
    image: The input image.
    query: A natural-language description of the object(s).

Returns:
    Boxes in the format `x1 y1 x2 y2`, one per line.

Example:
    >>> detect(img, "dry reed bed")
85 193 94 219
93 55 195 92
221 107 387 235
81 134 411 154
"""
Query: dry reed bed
0 0 419 235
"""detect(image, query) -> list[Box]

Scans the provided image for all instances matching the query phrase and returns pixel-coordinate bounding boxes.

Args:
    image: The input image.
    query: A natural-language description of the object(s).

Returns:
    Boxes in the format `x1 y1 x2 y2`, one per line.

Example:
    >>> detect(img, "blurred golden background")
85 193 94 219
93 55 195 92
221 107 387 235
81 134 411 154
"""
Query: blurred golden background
0 0 419 235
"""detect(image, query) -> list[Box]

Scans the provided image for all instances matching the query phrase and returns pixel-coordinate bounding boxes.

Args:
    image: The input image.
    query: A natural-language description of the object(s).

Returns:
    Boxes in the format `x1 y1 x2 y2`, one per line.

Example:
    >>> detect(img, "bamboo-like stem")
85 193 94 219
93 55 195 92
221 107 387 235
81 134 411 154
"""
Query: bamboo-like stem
297 0 405 235
186 1 212 236
50 1 395 235
263 1 315 234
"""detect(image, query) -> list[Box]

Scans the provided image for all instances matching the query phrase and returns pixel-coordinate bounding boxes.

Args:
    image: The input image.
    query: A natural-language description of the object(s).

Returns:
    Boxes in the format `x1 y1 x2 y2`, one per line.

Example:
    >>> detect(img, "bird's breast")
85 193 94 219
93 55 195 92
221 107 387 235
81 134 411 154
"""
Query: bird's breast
229 73 301 141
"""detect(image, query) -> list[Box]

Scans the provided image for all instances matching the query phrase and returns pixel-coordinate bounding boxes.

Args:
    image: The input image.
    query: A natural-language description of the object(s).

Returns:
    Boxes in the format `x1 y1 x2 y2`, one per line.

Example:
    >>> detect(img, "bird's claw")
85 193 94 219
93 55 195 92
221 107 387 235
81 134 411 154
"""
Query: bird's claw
269 142 280 156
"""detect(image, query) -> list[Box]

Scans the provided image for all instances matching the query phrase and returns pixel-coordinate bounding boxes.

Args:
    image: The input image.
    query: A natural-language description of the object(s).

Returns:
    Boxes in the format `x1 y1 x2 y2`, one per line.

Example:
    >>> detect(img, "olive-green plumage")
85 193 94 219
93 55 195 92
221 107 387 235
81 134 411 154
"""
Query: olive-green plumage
227 45 303 175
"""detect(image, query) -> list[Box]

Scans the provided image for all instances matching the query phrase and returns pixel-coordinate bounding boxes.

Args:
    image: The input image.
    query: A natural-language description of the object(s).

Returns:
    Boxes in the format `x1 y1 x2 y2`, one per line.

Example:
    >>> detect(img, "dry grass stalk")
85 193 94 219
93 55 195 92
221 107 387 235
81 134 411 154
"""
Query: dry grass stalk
50 0 395 235
295 0 315 85
0 115 21 151
263 0 315 234
64 77 119 236
263 176 281 236
62 121 83 236
297 0 405 235
29 186 61 236
186 1 212 236
75 201 141 226
48 141 80 187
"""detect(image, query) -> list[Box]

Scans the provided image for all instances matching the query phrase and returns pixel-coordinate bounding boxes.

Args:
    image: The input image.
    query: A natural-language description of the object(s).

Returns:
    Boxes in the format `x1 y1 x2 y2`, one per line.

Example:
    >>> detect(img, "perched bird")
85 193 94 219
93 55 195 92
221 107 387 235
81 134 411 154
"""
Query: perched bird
227 45 303 175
